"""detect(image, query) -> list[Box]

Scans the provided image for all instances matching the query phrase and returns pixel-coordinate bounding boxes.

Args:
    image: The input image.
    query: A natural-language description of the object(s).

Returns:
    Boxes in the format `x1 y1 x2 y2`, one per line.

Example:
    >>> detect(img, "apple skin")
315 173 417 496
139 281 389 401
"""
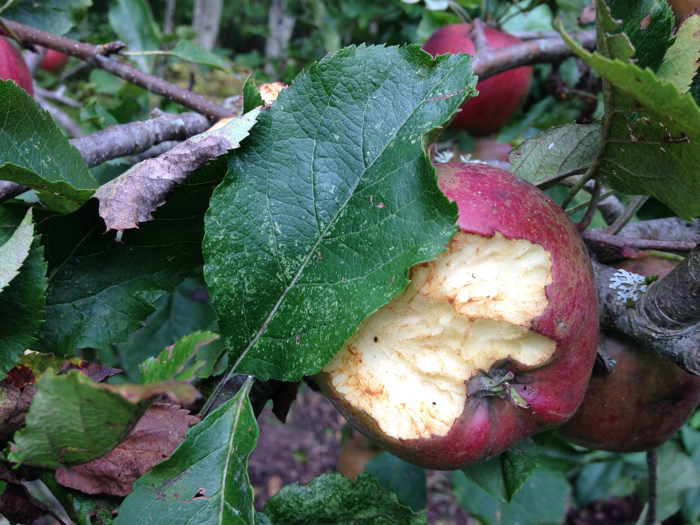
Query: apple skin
558 258 700 452
40 49 69 72
317 163 599 470
423 25 532 137
0 36 34 96
668 0 700 23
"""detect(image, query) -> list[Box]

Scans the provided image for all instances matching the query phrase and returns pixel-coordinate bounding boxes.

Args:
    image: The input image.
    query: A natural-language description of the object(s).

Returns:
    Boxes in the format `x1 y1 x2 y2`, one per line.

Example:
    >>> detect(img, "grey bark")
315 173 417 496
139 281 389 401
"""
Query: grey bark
192 0 223 51
264 0 296 76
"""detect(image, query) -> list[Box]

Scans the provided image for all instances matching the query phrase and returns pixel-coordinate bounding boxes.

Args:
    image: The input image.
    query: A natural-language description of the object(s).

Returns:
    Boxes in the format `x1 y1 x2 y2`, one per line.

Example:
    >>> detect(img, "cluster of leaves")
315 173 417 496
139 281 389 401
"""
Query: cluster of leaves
2 0 700 524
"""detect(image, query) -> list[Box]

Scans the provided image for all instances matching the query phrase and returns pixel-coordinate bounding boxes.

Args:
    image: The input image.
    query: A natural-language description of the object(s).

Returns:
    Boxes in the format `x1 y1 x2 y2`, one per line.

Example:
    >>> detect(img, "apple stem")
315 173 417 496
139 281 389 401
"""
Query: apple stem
471 19 492 54
646 448 660 525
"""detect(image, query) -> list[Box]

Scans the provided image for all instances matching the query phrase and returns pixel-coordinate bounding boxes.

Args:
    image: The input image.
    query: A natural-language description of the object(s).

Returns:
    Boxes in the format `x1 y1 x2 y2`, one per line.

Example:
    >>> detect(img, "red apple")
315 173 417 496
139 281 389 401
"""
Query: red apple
423 25 532 137
40 49 69 72
0 36 34 96
558 257 700 452
316 163 599 470
668 0 699 24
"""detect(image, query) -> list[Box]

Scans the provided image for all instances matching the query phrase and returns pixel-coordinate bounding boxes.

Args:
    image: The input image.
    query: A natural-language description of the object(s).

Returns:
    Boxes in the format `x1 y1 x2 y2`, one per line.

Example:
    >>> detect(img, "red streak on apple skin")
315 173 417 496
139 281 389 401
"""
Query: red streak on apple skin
0 36 34 96
318 163 599 470
423 24 532 137
559 258 700 452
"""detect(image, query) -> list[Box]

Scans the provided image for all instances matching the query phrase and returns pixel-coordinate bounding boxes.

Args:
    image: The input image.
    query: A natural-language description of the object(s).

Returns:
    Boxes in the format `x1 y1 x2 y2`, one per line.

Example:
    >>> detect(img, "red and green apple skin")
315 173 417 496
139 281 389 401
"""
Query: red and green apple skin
317 163 599 470
0 36 34 96
422 25 532 137
559 257 700 452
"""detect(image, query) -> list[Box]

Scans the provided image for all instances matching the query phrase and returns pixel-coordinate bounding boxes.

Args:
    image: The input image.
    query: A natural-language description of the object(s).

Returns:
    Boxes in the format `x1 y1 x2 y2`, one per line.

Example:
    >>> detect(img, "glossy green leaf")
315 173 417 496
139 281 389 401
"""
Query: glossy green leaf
657 12 700 94
34 158 228 355
38 470 119 525
242 76 264 114
0 206 47 378
116 377 257 525
510 122 603 187
264 472 426 524
365 452 426 511
108 0 160 73
1 0 91 36
112 275 218 382
140 331 219 383
204 45 475 381
9 370 198 468
0 81 97 208
453 467 571 525
461 439 539 503
0 208 33 293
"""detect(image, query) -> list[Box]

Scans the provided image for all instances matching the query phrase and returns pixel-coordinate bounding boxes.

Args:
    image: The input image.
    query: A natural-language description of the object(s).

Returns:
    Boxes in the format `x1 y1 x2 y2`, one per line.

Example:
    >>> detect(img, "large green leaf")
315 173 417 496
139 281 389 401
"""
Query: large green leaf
108 0 160 73
553 1 700 220
264 472 426 524
1 0 91 36
115 377 257 524
0 81 97 208
34 158 227 355
461 439 539 504
204 45 475 381
365 453 427 512
0 206 47 378
453 467 571 525
9 370 198 468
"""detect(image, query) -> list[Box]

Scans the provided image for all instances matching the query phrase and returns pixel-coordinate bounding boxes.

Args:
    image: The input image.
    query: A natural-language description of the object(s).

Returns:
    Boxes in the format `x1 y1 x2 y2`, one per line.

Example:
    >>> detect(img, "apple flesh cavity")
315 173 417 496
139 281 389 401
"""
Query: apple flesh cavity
558 257 700 452
316 163 599 470
0 36 34 96
40 49 69 72
422 25 532 137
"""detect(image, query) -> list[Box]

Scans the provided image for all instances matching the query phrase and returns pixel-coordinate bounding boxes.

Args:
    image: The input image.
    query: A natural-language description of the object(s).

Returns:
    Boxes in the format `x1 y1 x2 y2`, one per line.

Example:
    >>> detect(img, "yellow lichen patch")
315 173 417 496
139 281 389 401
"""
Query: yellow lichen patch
322 231 556 440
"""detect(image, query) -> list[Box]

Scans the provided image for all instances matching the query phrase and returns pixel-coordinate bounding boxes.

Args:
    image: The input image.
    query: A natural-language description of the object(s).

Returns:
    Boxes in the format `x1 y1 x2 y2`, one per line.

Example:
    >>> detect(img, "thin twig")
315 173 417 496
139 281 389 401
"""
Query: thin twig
561 170 596 210
34 86 83 108
647 448 659 525
0 18 233 121
575 177 600 231
35 94 83 137
604 195 650 235
567 189 615 215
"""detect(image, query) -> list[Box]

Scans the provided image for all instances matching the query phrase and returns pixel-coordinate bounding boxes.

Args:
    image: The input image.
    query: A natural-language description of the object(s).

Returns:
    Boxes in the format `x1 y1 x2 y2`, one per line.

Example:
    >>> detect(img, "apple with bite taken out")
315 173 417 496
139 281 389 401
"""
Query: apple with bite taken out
0 36 34 96
422 25 532 137
558 257 700 452
316 162 599 470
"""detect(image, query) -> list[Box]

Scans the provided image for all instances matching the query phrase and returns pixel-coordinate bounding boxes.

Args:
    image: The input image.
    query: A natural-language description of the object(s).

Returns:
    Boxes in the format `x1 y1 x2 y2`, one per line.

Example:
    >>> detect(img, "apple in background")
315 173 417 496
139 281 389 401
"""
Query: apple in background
0 36 34 96
316 163 599 470
423 25 532 137
668 0 700 24
40 49 69 72
558 257 700 452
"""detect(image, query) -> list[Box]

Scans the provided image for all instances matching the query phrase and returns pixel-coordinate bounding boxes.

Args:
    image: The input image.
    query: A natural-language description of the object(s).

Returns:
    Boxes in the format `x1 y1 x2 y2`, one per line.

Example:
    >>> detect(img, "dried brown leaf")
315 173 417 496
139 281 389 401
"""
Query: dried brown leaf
57 359 122 383
0 463 51 524
0 384 36 443
56 403 199 497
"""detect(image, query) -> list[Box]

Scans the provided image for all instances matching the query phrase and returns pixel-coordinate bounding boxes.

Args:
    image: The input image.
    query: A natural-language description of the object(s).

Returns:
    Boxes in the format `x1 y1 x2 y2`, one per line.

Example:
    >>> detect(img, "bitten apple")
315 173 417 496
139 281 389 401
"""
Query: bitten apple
558 257 700 452
316 163 599 470
0 36 34 96
423 25 532 137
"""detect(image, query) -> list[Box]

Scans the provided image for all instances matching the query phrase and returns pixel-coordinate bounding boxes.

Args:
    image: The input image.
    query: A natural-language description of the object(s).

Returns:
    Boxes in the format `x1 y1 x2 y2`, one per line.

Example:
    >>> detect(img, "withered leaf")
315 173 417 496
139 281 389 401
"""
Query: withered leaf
56 403 199 497
0 463 51 524
271 381 300 423
95 108 260 233
0 383 36 443
58 359 122 383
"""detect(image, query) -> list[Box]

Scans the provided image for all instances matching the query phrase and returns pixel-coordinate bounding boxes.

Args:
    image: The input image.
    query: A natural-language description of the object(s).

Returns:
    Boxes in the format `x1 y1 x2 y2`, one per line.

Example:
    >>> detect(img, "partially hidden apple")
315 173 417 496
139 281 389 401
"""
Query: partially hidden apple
0 36 34 96
316 162 599 470
423 25 532 137
668 0 699 24
558 257 700 452
40 49 69 72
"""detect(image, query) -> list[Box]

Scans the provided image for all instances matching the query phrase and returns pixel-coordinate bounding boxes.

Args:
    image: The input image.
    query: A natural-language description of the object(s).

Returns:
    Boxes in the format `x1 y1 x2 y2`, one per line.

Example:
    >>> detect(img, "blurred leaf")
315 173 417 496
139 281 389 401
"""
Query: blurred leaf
365 452 427 511
575 460 625 506
264 472 426 524
497 96 557 144
140 331 219 384
416 9 461 42
108 0 160 73
0 81 97 208
1 0 91 36
653 443 700 521
34 158 227 355
115 378 257 524
510 122 602 187
657 12 700 94
243 75 264 114
0 208 33 294
9 370 198 468
0 207 46 380
38 470 119 525
204 45 475 381
453 467 571 525
162 40 231 71
461 439 539 503
112 275 218 382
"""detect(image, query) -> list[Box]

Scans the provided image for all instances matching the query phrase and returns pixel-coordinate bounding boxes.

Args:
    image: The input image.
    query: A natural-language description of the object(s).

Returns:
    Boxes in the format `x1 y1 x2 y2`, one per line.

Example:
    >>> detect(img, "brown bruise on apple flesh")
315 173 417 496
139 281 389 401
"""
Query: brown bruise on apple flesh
322 231 556 440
